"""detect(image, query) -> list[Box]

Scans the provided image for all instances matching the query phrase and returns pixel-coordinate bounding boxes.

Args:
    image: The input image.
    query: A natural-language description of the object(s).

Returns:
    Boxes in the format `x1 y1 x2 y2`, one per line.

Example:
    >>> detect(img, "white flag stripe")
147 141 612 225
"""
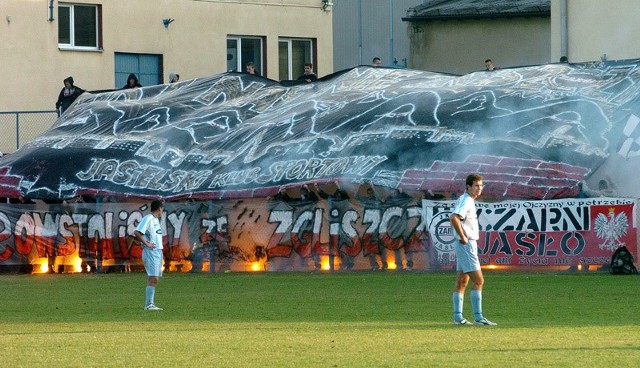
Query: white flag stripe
618 138 633 157
623 114 640 136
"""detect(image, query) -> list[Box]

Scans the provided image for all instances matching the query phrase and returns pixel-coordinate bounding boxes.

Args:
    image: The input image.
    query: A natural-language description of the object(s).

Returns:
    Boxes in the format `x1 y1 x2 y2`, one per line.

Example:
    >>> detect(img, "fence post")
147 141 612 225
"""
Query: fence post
328 197 334 272
15 112 19 150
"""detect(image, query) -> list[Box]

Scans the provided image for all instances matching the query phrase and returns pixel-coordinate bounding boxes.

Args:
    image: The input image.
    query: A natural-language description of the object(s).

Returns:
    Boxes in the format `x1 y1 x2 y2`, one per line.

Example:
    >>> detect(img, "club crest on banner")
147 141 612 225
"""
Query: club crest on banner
428 206 456 254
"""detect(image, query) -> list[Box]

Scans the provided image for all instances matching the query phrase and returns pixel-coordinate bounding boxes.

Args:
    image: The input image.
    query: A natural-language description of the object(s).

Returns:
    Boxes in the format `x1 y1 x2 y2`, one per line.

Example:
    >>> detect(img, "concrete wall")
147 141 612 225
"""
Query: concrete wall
0 0 333 111
332 0 423 71
551 0 640 63
407 16 550 75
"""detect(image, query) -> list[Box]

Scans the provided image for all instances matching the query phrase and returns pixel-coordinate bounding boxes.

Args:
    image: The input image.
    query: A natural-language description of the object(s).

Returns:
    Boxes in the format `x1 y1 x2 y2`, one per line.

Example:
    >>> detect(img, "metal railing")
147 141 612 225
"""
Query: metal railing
0 111 58 154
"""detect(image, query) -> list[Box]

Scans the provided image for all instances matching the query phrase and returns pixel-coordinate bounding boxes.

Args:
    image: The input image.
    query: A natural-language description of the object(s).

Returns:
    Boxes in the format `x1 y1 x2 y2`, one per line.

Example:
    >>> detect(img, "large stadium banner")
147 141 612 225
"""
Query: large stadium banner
430 198 637 269
5 60 640 202
0 197 635 272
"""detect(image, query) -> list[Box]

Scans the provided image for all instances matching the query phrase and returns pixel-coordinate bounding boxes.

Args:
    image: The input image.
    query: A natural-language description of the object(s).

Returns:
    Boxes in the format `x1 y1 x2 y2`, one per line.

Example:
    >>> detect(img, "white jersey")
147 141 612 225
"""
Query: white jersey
136 213 163 250
452 191 479 241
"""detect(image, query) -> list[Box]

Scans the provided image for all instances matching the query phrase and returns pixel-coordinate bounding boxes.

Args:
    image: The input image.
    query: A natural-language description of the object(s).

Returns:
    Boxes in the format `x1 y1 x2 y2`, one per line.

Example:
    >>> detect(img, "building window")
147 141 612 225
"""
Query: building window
279 38 314 80
227 36 264 75
58 3 101 50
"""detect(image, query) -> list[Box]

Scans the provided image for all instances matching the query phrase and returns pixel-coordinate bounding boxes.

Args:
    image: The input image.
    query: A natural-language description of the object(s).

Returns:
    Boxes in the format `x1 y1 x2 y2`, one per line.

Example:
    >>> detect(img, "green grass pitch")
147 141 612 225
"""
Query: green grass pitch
0 271 638 367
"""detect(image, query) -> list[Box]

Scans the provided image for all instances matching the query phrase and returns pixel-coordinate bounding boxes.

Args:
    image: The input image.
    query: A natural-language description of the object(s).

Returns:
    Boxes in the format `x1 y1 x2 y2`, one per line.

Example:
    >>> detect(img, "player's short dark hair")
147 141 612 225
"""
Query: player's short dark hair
150 200 164 212
466 173 483 187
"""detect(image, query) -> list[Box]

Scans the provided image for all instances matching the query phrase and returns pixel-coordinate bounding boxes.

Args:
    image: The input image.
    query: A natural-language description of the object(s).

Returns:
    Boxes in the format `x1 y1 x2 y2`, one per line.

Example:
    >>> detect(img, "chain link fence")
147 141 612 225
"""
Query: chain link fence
0 111 58 155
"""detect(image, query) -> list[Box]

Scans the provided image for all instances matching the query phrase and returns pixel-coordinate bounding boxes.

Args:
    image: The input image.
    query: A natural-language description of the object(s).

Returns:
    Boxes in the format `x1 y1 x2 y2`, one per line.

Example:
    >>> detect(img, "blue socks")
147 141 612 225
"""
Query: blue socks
454 290 484 321
471 290 483 321
145 286 155 306
452 292 464 321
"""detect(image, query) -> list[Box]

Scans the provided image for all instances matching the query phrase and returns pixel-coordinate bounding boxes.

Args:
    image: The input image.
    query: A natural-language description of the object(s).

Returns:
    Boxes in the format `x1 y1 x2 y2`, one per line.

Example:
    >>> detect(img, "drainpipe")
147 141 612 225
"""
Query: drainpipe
48 0 55 22
559 0 568 59
389 0 394 66
358 0 363 65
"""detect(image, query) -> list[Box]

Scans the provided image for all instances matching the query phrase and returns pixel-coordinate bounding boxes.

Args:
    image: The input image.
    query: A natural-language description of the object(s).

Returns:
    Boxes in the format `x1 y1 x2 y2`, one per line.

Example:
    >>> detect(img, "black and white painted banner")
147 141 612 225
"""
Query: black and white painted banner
2 60 640 201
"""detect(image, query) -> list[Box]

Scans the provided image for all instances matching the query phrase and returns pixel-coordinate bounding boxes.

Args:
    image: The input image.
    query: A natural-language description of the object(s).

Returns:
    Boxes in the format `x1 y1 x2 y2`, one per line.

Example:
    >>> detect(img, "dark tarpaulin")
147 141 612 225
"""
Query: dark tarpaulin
2 60 640 201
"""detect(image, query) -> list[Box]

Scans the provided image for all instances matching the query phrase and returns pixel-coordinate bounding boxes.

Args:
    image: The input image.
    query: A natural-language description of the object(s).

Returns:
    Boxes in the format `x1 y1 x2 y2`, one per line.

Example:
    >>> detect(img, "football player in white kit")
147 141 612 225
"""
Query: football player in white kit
449 174 496 326
135 200 165 311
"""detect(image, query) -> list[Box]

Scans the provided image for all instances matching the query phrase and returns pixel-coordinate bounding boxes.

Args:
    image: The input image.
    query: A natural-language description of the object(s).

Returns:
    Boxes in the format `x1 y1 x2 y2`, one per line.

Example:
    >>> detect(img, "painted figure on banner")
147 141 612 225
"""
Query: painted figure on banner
356 182 385 270
266 184 323 271
294 184 321 270
382 188 415 271
315 181 355 271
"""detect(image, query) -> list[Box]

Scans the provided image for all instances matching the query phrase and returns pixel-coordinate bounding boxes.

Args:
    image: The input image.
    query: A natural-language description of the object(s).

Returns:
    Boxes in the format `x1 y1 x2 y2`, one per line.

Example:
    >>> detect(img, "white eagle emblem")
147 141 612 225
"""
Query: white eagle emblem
594 208 629 251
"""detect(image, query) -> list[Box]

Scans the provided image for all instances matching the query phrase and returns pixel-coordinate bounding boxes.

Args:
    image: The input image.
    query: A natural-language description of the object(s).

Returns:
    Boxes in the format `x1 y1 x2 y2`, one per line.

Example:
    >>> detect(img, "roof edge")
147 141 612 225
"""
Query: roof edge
402 11 550 22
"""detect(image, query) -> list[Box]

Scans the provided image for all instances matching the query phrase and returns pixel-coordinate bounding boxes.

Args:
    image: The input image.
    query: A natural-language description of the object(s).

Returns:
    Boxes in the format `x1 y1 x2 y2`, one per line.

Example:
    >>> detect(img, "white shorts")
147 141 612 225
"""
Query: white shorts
455 239 481 273
142 247 164 277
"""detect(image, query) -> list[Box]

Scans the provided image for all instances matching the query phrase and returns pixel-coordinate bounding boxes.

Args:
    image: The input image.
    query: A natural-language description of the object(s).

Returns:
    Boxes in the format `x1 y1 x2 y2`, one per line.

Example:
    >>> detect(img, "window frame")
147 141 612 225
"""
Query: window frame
278 37 316 80
58 3 102 51
226 35 265 75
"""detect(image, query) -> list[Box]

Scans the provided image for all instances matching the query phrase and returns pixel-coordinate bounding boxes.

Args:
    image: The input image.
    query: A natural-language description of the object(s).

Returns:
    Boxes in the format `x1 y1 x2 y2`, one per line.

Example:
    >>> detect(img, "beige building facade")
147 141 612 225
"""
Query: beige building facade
0 0 333 112
402 0 551 75
550 0 640 63
406 17 550 74
405 0 640 75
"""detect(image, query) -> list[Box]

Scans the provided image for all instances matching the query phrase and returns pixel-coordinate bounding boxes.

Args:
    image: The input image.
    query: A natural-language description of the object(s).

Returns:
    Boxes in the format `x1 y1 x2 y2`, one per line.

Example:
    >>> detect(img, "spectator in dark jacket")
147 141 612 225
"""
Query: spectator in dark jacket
297 63 318 83
55 76 85 116
122 73 142 89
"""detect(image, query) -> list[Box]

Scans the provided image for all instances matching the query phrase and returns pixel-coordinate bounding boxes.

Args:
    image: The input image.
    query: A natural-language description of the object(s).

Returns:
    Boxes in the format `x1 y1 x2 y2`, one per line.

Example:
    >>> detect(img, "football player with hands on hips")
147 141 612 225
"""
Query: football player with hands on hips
135 200 165 311
449 174 497 326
